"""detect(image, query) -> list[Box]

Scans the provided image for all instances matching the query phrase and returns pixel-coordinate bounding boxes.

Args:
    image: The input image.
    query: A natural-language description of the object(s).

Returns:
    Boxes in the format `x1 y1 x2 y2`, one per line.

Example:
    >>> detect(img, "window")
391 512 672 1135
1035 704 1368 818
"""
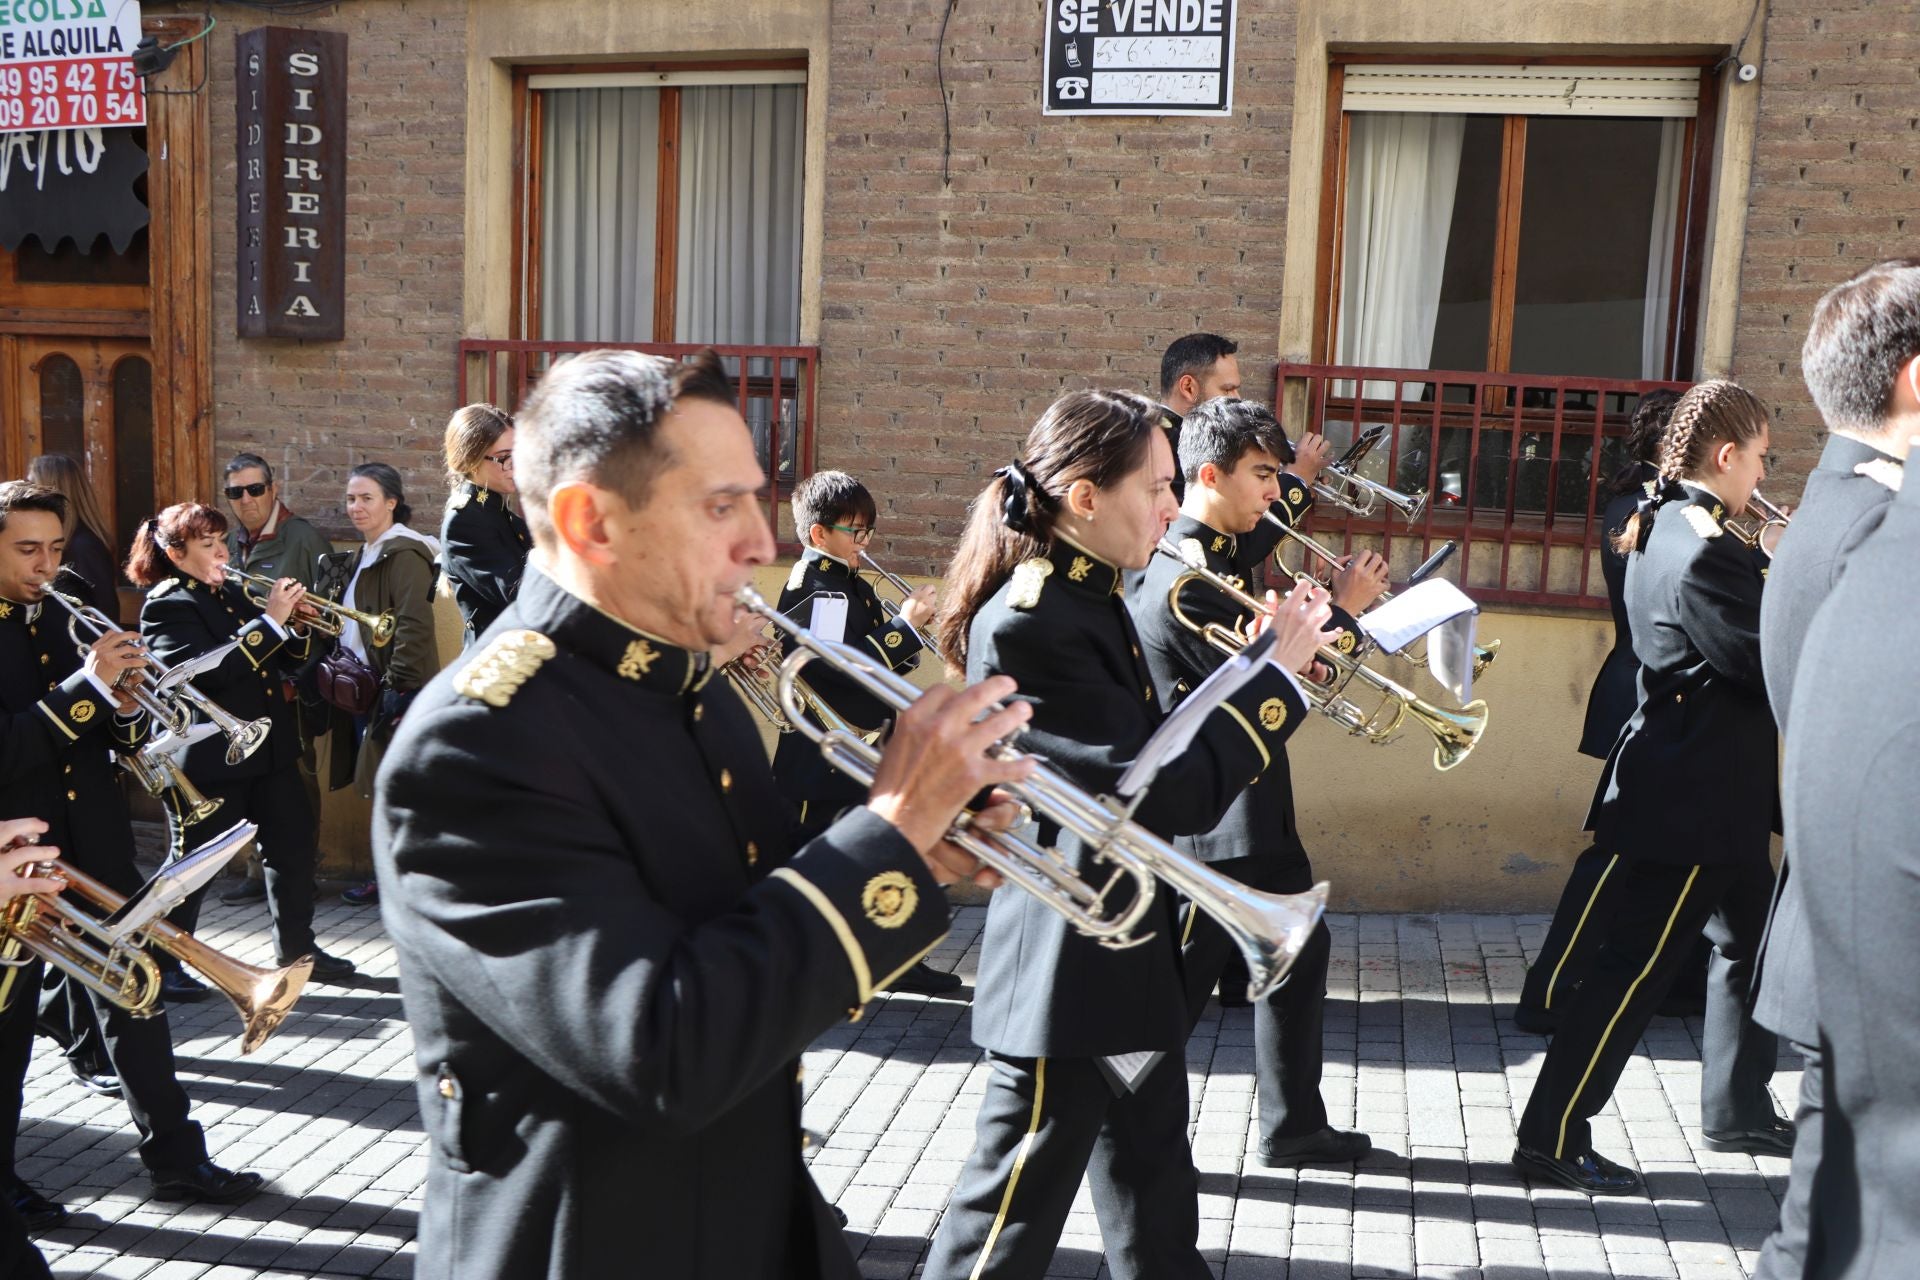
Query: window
522 69 806 346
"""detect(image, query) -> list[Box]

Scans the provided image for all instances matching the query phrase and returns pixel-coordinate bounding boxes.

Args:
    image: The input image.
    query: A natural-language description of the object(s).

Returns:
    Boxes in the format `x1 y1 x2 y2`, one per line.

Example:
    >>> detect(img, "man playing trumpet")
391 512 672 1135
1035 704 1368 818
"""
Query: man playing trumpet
1131 397 1381 1166
769 470 958 996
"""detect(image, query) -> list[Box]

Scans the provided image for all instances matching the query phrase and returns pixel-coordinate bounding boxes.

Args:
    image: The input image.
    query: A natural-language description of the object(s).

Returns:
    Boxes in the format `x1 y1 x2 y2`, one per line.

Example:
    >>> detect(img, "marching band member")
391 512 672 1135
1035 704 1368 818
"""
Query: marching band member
1513 380 1784 1195
922 390 1330 1280
769 470 957 996
440 405 533 646
128 503 356 983
1750 258 1920 1278
373 349 1029 1279
0 820 62 1279
0 484 261 1213
1131 397 1375 1166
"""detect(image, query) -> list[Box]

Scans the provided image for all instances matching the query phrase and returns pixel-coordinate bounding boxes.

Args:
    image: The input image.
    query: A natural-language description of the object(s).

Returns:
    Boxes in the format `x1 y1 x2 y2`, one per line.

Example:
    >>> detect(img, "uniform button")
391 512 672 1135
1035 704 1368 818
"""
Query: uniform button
693 704 704 722
720 769 732 793
745 841 759 866
1143 686 1153 700
62 765 71 775
1674 693 1684 704
437 1077 456 1100
65 790 76 802
1131 644 1140 657
795 1063 805 1083
800 1130 811 1151
38 653 48 665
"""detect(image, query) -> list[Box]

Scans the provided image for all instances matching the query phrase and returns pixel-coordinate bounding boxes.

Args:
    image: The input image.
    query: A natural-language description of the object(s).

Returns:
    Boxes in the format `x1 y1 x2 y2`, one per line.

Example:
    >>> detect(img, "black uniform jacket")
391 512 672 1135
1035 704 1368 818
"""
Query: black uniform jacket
1751 434 1901 1042
1588 485 1776 867
0 597 147 882
1782 467 1920 1280
440 481 532 641
965 535 1307 1059
770 549 923 830
1579 464 1658 759
372 567 949 1280
1132 514 1317 867
138 573 313 783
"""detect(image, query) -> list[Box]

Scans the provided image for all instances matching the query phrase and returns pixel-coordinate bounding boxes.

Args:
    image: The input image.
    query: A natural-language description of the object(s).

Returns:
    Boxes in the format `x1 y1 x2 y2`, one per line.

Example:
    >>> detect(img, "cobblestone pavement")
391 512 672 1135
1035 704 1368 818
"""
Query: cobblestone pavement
22 897 1795 1279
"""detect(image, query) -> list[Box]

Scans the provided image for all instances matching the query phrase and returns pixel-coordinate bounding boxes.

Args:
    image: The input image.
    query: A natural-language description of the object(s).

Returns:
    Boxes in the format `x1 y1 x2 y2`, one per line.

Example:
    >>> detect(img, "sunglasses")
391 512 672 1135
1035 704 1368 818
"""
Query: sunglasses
483 450 513 468
825 522 874 544
223 482 269 500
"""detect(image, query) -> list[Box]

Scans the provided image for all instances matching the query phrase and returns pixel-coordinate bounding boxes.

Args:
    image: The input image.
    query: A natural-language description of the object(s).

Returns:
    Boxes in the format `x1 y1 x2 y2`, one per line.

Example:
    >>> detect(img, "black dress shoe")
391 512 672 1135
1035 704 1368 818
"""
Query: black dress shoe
289 949 357 982
832 1204 848 1228
220 876 267 904
68 1062 123 1098
160 968 211 1003
8 1179 66 1230
1512 1145 1642 1195
885 961 961 996
147 1159 264 1203
1512 1003 1560 1035
1702 1116 1795 1156
1258 1127 1373 1167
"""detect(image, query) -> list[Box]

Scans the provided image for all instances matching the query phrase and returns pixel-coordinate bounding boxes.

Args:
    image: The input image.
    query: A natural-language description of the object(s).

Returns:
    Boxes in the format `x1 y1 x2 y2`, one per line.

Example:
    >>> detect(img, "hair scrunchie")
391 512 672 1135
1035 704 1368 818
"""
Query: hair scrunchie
146 516 168 550
993 459 1052 534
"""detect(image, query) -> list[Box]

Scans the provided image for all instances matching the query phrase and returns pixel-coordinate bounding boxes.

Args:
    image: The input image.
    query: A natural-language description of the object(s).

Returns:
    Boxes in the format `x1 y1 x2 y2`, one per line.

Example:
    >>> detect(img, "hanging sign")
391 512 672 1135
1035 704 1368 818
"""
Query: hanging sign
1043 0 1236 116
0 0 145 134
236 26 346 341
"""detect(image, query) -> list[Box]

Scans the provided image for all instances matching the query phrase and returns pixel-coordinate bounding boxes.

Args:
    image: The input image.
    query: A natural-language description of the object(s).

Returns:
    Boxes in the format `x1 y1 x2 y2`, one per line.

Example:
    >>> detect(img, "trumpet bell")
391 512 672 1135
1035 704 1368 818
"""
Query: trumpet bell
222 717 273 767
369 613 398 648
1236 880 1329 1001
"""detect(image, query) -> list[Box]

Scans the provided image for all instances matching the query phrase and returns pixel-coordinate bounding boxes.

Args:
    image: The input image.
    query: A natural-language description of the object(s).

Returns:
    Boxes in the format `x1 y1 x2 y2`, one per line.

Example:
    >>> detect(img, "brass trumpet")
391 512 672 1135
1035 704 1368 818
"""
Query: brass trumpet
1723 488 1791 558
224 566 396 648
0 835 311 1054
1306 427 1429 524
46 586 270 767
1259 513 1500 680
1160 538 1489 771
736 586 1328 1001
121 722 225 824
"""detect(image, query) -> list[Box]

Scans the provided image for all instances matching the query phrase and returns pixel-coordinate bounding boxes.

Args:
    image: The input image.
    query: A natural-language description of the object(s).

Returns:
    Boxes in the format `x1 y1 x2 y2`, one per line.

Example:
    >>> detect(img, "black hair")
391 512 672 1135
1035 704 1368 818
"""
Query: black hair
0 480 68 535
1604 389 1681 502
1177 397 1292 483
792 470 877 540
1801 258 1920 436
350 462 412 527
1159 333 1239 398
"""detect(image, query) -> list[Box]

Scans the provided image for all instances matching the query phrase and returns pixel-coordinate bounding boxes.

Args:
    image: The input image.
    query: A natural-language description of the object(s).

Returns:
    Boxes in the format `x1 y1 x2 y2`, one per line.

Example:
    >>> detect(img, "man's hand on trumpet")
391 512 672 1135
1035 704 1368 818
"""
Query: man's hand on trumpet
82 630 148 713
1244 578 1335 676
1285 432 1335 487
0 818 66 904
1330 549 1391 614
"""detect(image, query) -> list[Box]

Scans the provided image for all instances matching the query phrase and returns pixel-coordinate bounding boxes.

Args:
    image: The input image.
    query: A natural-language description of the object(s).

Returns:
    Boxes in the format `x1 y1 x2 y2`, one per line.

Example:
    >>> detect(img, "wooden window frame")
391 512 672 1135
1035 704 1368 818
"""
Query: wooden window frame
1311 58 1720 385
508 58 808 345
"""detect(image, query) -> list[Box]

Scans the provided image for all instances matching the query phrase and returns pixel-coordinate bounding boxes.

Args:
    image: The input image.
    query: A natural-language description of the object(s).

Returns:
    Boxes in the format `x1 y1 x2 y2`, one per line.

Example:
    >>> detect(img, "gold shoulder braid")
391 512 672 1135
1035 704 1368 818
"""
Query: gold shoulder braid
786 560 809 592
450 487 471 510
1008 557 1053 610
1855 458 1905 492
1681 505 1722 540
455 629 557 708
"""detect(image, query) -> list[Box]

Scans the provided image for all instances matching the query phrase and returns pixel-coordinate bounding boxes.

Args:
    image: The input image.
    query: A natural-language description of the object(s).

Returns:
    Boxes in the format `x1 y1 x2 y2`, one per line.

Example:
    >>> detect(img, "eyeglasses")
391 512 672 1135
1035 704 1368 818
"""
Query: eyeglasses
826 523 875 544
223 482 269 500
482 450 513 468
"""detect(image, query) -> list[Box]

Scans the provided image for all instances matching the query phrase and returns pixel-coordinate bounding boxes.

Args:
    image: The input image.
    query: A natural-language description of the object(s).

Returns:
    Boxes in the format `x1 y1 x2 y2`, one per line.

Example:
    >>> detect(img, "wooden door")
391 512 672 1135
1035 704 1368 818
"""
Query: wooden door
7 335 155 557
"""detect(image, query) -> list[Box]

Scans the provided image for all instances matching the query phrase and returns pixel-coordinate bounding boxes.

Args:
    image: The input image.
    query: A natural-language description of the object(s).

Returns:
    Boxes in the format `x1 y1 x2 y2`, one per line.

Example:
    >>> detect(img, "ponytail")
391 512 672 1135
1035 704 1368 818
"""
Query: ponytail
126 503 228 587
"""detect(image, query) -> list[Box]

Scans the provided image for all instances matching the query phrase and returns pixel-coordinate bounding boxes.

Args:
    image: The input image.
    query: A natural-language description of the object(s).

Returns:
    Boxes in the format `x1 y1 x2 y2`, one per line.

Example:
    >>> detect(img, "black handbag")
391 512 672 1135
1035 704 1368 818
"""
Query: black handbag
315 644 381 716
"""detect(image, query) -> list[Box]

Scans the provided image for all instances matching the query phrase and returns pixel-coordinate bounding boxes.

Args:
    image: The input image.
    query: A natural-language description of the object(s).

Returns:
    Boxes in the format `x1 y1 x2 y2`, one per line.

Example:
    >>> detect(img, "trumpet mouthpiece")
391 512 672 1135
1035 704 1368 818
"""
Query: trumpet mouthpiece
735 585 769 610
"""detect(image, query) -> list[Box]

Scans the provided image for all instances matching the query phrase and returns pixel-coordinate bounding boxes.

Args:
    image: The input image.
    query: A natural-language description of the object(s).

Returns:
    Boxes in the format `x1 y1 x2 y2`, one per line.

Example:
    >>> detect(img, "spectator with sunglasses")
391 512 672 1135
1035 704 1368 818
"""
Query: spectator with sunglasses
439 404 532 647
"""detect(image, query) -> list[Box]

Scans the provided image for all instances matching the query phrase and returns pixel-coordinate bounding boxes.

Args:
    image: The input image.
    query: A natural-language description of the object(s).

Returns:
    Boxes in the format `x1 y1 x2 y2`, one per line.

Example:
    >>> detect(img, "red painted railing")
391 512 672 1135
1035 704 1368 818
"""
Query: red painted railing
1274 363 1692 610
457 340 819 532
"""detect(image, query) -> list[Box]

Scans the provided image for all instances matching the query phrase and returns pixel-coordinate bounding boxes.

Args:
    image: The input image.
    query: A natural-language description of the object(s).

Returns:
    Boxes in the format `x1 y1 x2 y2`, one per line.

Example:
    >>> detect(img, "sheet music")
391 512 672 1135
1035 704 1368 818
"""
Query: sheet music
108 820 258 939
1096 1049 1166 1095
1356 579 1477 655
1115 629 1290 799
807 593 849 645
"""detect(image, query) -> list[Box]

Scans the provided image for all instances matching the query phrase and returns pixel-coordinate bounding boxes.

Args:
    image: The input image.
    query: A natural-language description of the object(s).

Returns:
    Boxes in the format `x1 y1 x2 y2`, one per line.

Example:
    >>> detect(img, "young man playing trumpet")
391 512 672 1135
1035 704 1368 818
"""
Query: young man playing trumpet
1131 398 1384 1166
769 471 958 995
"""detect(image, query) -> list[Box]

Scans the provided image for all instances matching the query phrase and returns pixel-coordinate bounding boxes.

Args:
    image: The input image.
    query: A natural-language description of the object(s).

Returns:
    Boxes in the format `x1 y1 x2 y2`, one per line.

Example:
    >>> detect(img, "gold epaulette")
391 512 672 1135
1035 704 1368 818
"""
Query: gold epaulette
146 579 180 599
786 560 809 592
454 629 556 708
1681 505 1722 540
450 486 471 510
1855 459 1905 492
1008 558 1053 610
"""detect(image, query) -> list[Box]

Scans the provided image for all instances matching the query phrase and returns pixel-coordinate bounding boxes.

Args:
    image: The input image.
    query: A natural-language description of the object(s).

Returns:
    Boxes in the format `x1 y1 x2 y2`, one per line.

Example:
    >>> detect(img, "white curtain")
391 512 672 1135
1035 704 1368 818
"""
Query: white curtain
1641 118 1687 380
1335 113 1467 399
540 88 661 342
675 85 804 346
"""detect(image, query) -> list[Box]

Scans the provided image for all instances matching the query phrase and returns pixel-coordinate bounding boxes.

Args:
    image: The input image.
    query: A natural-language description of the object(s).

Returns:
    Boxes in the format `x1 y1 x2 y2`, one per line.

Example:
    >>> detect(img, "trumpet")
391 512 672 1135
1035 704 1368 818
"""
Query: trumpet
858 551 929 645
121 722 225 824
1305 427 1429 524
736 586 1328 1001
45 586 270 768
1160 538 1489 771
1723 488 1791 558
1259 513 1500 680
224 566 396 648
0 835 311 1054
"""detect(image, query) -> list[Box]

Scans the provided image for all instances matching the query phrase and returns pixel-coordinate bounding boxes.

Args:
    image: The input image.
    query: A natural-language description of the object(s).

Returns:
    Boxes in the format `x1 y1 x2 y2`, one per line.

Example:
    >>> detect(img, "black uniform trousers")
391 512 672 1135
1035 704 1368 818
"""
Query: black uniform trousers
1517 855 1777 1159
1519 844 1712 1017
1753 1041 1822 1280
921 1053 1209 1280
1181 856 1331 1142
164 765 318 964
0 1193 49 1279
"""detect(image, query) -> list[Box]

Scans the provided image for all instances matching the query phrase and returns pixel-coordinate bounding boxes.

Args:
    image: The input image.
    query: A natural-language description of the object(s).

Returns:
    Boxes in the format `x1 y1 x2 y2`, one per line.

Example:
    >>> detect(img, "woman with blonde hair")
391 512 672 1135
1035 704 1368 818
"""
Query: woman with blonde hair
439 403 531 646
26 453 122 622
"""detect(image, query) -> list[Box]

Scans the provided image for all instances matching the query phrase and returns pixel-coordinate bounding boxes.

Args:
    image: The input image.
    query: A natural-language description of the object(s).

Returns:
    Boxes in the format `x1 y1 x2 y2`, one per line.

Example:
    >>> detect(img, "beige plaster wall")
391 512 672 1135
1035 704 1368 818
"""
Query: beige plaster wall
1276 0 1767 378
461 0 831 344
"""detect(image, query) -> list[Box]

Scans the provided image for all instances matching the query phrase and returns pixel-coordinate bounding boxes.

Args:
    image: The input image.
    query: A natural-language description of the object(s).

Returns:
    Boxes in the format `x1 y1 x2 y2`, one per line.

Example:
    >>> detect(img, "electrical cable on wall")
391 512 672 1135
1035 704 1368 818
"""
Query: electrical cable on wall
937 0 959 186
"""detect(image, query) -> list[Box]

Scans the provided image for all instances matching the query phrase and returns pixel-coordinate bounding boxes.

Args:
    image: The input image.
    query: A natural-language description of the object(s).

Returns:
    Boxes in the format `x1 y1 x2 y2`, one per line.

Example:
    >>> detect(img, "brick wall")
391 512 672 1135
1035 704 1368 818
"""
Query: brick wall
179 0 467 540
820 0 1302 575
1733 0 1920 485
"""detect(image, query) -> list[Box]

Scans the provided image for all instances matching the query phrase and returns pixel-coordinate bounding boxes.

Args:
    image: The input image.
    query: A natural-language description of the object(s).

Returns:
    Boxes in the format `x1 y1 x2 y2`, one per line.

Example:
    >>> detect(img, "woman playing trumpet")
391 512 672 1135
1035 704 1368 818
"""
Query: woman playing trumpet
923 390 1332 1280
127 504 356 984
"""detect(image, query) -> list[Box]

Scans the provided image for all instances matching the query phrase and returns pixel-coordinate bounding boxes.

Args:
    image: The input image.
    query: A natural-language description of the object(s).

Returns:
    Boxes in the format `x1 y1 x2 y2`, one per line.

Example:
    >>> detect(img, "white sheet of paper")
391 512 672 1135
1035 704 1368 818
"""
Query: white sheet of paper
809 593 849 645
1356 578 1477 655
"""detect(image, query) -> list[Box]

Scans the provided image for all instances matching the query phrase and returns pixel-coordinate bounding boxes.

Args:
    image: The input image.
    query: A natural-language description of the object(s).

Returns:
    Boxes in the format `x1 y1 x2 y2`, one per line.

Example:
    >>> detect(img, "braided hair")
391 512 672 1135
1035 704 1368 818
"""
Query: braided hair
1612 379 1768 554
1603 388 1681 502
936 389 1161 675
